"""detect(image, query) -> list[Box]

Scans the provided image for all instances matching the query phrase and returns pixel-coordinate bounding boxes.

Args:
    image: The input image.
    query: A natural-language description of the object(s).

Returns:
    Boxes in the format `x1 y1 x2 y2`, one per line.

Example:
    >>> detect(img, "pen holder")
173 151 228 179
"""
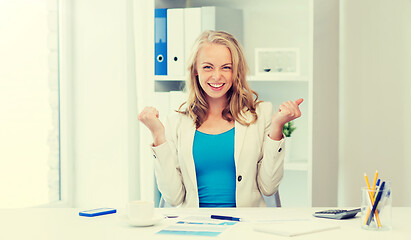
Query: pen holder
361 186 392 231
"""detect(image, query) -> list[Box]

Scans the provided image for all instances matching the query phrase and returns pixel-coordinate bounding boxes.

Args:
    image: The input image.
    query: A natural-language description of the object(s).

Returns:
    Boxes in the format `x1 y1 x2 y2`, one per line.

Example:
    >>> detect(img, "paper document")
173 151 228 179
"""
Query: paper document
243 215 309 223
240 210 309 223
157 216 237 237
253 221 340 237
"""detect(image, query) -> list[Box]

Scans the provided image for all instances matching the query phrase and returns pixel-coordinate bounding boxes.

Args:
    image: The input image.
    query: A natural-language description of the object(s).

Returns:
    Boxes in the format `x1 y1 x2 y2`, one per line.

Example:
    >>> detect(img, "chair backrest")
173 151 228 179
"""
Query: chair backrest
158 195 173 208
158 191 281 208
262 191 282 207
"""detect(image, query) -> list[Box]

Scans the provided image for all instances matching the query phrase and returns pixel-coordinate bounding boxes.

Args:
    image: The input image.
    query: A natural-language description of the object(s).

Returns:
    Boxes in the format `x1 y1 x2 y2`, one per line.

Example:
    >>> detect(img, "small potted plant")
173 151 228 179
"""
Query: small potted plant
283 121 296 162
283 121 296 138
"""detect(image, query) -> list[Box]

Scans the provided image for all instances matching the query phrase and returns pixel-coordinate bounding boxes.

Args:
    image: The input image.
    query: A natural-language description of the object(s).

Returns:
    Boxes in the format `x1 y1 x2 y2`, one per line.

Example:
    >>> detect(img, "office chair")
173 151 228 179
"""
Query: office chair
263 191 282 207
158 195 172 208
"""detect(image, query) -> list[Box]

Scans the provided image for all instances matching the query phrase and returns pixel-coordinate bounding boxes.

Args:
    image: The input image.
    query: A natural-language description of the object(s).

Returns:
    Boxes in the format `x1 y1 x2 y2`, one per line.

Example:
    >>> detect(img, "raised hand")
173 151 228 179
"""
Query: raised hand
269 98 303 140
272 98 303 126
138 106 166 146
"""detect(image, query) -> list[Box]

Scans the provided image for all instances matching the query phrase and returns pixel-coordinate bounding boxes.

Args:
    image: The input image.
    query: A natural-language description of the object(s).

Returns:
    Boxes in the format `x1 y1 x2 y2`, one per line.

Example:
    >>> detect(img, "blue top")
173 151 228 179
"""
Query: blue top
192 127 236 208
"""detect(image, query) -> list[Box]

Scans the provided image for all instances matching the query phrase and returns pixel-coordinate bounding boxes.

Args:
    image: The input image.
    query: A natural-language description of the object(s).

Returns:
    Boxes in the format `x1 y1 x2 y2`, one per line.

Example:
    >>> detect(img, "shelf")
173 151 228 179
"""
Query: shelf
154 75 309 82
154 75 186 81
247 75 309 82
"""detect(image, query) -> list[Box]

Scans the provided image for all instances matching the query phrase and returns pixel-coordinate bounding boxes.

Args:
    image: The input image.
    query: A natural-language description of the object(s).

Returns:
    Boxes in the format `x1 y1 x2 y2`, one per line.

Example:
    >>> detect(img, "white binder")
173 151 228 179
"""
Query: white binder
201 7 216 32
164 7 243 78
184 7 202 64
201 6 243 45
167 8 185 76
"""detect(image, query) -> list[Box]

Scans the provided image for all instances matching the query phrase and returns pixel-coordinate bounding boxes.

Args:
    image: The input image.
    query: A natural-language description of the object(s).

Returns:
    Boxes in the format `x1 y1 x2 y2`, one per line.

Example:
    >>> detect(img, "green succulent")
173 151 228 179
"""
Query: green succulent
283 121 296 137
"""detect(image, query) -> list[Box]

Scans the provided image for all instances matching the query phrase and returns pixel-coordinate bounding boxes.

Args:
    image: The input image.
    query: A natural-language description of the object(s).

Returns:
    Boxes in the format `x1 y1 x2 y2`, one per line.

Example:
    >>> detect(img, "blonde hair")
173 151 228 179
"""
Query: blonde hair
178 30 261 128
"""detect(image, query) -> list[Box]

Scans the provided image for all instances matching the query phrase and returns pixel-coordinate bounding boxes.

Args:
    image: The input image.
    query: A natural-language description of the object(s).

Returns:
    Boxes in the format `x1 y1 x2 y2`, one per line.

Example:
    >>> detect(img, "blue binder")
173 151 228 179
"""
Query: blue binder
155 9 167 75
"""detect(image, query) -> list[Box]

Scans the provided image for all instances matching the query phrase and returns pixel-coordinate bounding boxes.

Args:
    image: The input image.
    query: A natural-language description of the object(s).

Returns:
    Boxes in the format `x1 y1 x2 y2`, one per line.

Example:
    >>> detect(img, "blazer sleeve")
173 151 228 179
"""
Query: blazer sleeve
151 113 186 206
256 102 285 196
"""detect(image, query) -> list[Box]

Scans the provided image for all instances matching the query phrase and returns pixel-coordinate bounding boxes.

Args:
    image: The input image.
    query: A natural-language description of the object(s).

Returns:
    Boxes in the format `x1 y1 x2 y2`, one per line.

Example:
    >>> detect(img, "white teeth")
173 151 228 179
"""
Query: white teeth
209 83 224 88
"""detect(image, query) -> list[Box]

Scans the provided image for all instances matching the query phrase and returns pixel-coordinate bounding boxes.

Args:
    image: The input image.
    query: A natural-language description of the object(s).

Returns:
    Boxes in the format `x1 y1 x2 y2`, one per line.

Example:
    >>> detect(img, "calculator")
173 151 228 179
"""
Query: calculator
313 208 361 220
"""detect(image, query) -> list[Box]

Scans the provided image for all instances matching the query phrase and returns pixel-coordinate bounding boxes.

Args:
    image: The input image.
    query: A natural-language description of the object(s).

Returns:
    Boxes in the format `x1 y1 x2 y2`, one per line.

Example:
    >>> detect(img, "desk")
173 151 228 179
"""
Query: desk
0 207 409 239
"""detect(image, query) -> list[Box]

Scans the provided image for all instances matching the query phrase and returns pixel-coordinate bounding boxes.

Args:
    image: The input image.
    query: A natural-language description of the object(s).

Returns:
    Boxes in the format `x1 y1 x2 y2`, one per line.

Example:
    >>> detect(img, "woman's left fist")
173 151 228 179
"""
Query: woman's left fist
271 98 304 127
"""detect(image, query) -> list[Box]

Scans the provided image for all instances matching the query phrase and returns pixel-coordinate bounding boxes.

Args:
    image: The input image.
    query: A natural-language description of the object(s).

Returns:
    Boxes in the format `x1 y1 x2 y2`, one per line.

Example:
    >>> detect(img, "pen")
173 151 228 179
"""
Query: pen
211 215 241 222
375 179 380 189
371 171 379 195
367 181 385 226
364 188 378 223
364 173 381 227
373 180 382 202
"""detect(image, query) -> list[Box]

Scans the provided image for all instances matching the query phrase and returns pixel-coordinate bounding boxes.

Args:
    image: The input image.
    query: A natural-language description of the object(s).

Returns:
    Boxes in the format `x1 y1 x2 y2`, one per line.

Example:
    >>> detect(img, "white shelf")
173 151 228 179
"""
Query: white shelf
154 75 186 81
247 75 309 82
154 75 309 82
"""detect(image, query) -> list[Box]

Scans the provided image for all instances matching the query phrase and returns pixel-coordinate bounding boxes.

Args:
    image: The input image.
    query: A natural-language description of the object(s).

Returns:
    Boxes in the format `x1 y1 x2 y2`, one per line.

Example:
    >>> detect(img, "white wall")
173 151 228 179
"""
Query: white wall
0 0 55 208
71 0 139 208
339 0 411 207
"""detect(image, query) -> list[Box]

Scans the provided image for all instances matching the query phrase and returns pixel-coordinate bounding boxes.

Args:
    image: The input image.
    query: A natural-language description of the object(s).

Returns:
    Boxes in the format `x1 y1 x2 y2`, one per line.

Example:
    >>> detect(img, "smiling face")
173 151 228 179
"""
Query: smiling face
195 43 233 103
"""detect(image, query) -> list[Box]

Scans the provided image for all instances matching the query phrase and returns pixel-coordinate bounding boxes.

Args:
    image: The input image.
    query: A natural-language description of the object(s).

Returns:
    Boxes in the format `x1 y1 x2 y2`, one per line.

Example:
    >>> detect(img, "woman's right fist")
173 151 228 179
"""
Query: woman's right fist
138 107 165 142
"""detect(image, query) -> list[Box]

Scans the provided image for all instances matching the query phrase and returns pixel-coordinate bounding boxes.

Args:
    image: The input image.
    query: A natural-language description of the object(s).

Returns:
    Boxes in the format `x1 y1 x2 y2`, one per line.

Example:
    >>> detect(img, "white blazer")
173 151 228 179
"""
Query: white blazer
151 102 285 207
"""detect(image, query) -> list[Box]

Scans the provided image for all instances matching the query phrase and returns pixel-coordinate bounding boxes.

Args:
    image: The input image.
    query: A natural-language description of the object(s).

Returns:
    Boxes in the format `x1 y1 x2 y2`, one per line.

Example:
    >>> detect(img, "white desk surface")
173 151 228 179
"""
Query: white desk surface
0 207 409 240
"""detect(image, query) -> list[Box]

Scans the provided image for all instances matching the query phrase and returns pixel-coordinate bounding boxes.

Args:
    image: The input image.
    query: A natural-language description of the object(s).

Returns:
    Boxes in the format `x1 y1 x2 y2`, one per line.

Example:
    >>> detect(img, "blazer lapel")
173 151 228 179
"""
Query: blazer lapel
234 110 252 167
181 116 198 189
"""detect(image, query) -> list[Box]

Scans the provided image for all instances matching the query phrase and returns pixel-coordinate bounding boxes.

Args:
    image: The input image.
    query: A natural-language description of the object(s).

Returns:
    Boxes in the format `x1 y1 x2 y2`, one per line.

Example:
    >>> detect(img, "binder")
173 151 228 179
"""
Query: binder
155 9 167 75
201 7 216 32
155 7 243 79
184 8 202 63
201 7 243 45
167 8 185 76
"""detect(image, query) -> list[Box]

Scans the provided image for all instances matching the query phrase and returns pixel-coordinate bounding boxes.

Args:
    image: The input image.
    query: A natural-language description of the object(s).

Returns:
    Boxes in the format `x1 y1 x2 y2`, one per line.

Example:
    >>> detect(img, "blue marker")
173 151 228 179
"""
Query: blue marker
367 181 385 225
211 215 241 222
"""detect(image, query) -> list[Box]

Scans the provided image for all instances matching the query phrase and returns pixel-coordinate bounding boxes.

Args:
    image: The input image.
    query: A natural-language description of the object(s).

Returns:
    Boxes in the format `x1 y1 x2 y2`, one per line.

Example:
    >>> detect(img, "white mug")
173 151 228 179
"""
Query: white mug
127 200 154 221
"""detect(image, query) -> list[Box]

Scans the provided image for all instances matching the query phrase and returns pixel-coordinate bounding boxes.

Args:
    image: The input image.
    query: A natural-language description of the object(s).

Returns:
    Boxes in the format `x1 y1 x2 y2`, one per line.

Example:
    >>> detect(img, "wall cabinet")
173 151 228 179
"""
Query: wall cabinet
135 0 339 207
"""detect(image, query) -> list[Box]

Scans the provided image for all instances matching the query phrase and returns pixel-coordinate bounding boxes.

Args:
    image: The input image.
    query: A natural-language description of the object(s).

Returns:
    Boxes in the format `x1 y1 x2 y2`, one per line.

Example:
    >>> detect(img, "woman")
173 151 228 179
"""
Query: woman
139 30 303 207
